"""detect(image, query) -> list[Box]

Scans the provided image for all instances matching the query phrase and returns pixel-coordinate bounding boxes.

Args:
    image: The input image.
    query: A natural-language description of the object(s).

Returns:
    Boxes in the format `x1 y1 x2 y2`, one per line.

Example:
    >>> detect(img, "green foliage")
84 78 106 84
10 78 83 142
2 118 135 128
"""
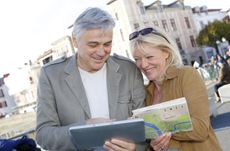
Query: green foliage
197 21 230 47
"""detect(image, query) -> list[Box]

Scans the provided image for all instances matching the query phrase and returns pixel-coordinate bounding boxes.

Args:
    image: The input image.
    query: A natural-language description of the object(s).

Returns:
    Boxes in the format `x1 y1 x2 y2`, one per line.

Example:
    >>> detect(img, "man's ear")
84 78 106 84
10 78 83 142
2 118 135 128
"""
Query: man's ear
72 35 78 48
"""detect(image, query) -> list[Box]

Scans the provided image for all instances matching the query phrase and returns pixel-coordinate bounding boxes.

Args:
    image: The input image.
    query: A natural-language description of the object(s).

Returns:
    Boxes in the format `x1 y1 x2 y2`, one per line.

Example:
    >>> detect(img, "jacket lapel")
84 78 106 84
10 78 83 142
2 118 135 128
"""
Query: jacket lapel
107 57 121 119
64 55 91 119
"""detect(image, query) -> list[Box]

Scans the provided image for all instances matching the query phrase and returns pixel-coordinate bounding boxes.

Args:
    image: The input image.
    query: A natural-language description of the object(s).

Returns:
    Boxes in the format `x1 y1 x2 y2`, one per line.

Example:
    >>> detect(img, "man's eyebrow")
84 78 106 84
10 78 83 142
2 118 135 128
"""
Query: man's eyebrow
87 41 112 45
104 41 112 45
87 41 99 44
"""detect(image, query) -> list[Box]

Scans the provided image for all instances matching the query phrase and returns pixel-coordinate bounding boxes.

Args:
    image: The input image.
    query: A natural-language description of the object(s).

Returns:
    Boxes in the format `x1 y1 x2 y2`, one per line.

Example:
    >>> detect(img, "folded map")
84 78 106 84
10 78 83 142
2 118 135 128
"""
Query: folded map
132 97 193 139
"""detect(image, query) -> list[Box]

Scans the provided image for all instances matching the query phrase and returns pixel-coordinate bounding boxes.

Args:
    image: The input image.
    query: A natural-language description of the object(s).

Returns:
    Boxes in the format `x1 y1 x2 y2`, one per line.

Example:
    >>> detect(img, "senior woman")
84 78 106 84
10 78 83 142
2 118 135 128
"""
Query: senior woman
129 27 222 151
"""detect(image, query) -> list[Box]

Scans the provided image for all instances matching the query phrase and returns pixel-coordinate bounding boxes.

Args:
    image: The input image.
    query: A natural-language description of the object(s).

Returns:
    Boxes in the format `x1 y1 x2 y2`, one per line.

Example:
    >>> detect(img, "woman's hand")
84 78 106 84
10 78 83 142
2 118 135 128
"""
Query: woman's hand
103 138 136 151
150 132 172 151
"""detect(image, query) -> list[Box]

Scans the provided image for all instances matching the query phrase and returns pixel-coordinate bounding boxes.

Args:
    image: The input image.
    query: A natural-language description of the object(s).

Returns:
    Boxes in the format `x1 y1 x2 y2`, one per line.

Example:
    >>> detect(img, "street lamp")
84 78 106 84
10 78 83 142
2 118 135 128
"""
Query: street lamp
222 37 226 42
215 40 221 54
215 37 226 56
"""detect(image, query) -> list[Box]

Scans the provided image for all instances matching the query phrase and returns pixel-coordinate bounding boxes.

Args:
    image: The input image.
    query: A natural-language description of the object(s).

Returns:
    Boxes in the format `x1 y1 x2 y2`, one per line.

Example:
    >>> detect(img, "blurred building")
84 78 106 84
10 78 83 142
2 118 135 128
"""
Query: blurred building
0 65 38 116
107 0 202 65
223 9 230 23
192 6 229 62
192 6 227 32
0 37 74 117
0 75 16 117
37 35 75 66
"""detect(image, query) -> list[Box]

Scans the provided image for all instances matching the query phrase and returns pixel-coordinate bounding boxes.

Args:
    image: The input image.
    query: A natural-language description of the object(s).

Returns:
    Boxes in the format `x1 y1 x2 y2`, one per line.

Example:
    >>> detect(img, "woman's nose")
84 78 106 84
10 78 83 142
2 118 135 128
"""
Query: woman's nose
141 58 148 69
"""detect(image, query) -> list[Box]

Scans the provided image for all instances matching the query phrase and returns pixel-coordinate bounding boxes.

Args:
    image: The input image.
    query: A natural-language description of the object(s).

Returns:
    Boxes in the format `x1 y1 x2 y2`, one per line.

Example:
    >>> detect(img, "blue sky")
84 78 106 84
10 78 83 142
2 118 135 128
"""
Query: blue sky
0 0 229 75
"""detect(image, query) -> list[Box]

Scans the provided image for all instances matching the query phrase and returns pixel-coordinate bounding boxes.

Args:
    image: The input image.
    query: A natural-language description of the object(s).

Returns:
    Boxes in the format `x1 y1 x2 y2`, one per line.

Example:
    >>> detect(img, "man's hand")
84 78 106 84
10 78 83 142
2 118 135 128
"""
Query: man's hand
103 138 136 151
150 132 172 151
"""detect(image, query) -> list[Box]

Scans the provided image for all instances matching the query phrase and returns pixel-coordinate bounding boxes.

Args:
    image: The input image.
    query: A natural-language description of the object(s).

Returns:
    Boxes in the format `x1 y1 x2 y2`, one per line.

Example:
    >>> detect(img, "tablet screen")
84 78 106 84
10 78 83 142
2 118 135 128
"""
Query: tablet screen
69 118 145 150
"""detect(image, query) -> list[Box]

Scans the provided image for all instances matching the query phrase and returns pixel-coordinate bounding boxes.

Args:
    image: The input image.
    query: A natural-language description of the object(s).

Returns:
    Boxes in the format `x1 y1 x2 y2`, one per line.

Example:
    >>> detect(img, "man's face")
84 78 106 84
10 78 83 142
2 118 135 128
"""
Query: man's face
74 28 113 72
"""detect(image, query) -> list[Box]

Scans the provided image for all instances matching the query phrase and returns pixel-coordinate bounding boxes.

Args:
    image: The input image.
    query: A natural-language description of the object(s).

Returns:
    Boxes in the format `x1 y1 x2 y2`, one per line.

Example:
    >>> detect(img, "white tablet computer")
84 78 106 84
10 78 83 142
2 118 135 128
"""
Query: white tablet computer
69 118 145 150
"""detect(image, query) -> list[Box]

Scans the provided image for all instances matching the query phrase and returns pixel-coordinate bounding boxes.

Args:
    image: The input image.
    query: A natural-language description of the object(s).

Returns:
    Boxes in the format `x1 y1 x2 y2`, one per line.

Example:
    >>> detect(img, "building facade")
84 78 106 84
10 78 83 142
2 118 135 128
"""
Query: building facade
37 36 75 66
107 0 203 65
192 6 227 32
192 6 229 61
0 76 16 117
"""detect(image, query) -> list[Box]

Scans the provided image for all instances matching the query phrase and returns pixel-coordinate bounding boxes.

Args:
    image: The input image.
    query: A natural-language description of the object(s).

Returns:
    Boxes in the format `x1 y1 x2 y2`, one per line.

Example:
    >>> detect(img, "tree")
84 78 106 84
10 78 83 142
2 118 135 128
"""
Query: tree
197 21 230 47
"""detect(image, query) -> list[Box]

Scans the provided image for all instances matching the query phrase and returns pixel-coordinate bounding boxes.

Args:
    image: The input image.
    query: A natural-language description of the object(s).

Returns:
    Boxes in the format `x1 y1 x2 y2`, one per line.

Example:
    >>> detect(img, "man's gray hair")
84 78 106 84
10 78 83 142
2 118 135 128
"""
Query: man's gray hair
72 7 115 40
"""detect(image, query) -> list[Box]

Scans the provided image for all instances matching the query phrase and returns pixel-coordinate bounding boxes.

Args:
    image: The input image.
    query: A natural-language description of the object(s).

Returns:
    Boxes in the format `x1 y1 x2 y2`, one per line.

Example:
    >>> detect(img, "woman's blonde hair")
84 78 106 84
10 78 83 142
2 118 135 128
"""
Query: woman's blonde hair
130 26 183 67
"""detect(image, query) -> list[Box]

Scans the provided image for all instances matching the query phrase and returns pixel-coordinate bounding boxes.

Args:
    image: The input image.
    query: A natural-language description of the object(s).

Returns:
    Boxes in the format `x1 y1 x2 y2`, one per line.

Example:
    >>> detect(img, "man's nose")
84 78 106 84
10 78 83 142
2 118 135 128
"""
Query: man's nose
97 47 105 56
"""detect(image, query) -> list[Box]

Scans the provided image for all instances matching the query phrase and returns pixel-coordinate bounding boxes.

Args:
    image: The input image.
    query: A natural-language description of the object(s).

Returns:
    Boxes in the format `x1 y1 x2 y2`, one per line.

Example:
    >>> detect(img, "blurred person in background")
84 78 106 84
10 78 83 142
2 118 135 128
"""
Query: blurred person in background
210 56 219 81
225 46 230 59
214 57 230 102
216 53 228 66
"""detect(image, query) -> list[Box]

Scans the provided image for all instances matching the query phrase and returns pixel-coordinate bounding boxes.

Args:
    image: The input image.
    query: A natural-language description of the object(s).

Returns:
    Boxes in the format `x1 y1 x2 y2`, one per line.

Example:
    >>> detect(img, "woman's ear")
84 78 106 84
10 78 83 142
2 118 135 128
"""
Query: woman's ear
163 51 171 65
163 51 170 59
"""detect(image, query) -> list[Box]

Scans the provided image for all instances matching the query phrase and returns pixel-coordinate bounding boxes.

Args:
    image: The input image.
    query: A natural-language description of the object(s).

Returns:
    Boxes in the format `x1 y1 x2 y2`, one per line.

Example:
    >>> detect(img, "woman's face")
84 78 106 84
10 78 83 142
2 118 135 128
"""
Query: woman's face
133 44 169 81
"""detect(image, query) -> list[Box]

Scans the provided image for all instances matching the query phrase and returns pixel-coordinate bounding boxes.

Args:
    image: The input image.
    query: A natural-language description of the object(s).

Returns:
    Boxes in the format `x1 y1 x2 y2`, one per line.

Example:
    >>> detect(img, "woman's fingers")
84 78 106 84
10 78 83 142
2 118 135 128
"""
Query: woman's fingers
159 133 171 151
151 133 172 151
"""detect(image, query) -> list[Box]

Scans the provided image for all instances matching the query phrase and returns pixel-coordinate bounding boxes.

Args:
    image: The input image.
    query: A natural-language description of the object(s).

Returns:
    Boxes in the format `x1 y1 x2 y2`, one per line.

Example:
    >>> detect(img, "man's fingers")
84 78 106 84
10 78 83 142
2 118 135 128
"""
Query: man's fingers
111 139 135 150
104 141 125 151
103 139 136 151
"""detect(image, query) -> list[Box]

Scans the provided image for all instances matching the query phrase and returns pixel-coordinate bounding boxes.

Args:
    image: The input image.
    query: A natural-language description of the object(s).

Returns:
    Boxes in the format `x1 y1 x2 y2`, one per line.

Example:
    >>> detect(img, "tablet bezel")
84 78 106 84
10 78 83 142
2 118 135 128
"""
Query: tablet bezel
69 118 145 150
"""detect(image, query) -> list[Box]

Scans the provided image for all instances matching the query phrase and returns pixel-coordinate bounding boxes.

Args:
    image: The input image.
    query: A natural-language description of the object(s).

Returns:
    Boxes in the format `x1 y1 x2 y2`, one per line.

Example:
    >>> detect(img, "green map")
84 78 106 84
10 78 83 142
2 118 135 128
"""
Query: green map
132 97 193 139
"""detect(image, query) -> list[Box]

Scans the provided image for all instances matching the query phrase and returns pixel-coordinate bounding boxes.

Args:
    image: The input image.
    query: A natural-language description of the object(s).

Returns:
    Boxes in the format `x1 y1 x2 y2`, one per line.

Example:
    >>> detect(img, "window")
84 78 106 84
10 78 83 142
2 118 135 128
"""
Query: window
162 20 169 31
190 35 196 47
137 1 145 14
115 13 119 20
170 19 177 31
42 56 53 65
184 17 191 29
200 21 205 29
0 101 7 108
175 38 182 50
144 21 149 25
120 29 124 41
183 59 188 65
153 20 159 27
29 76 33 84
0 89 4 97
65 45 69 54
134 23 139 29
